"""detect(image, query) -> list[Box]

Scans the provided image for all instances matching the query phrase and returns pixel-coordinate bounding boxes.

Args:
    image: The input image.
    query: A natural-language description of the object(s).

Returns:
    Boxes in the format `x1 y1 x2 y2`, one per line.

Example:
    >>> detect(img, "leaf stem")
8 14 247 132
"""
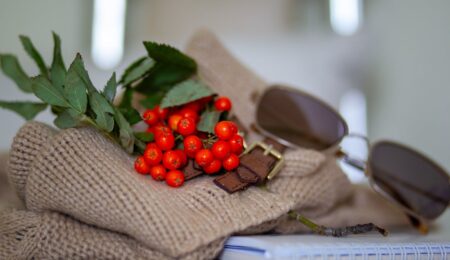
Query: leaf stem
288 210 388 237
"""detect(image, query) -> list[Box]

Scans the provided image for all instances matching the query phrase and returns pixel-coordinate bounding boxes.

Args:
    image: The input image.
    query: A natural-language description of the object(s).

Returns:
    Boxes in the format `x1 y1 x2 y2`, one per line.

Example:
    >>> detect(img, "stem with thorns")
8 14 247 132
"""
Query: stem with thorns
288 211 388 237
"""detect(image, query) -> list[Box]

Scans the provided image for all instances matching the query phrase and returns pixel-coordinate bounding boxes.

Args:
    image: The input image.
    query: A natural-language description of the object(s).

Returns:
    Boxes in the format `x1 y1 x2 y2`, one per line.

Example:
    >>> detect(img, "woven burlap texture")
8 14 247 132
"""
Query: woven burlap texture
2 119 350 259
0 209 226 260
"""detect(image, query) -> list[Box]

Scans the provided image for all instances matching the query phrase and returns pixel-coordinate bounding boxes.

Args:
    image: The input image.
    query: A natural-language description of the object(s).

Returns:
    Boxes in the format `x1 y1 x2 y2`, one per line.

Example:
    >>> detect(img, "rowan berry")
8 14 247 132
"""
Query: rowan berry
183 135 203 158
153 124 171 138
183 101 202 113
203 159 222 174
142 109 159 125
229 134 244 155
198 96 213 106
154 105 169 120
163 150 183 170
214 96 232 111
134 156 150 174
211 140 231 160
195 149 214 167
177 117 196 136
150 165 167 181
166 170 185 187
168 114 183 131
222 154 240 171
155 133 175 151
179 108 199 122
214 121 238 140
143 143 163 166
174 149 187 167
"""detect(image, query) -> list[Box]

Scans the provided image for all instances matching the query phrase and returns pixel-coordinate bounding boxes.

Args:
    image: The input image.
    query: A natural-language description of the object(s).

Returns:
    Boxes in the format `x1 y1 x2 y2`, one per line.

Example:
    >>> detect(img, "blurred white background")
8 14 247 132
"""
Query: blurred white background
1 0 449 180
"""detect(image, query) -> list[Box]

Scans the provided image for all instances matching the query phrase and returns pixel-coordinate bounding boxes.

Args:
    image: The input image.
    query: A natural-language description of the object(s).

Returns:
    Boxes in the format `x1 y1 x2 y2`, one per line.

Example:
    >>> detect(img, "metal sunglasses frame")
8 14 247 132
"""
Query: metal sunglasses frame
254 84 450 232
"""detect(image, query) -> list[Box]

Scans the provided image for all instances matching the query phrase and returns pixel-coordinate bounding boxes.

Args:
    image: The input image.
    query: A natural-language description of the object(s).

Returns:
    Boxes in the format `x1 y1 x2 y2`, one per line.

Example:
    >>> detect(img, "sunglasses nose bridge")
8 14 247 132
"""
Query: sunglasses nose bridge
344 133 371 149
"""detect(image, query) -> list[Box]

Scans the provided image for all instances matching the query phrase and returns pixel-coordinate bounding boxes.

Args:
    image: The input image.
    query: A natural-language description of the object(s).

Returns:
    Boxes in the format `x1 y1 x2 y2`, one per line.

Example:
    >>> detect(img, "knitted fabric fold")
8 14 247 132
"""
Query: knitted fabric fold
0 209 226 260
6 122 351 258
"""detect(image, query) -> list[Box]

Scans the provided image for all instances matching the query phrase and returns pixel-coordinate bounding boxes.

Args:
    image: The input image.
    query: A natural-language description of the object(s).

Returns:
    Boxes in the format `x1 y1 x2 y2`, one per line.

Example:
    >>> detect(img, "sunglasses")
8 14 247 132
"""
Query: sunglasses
255 85 450 232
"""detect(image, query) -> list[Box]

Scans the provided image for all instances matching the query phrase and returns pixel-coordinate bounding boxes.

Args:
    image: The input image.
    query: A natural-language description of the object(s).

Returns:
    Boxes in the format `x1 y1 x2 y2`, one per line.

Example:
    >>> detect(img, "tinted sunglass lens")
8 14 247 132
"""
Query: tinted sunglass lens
369 141 450 220
256 86 347 150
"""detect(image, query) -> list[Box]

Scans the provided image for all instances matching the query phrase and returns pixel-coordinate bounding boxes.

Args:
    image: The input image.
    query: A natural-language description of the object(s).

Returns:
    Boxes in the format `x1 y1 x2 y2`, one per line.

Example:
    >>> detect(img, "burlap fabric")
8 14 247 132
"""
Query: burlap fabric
0 30 408 259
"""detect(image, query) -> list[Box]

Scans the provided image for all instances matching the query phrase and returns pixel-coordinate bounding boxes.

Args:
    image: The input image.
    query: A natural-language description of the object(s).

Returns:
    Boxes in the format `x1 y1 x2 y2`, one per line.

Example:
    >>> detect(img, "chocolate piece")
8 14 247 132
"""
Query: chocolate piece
183 159 204 180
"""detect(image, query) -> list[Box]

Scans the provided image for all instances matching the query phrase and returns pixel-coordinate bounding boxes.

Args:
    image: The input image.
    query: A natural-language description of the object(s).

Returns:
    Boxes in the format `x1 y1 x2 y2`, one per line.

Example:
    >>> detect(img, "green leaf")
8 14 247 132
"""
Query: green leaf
133 63 193 94
103 72 117 102
119 57 155 86
143 42 196 70
53 108 81 129
19 35 48 77
0 54 33 93
116 87 140 125
160 79 213 108
113 107 135 153
32 75 70 107
132 42 197 94
65 56 88 113
197 110 221 133
134 132 154 142
134 139 146 154
118 87 133 109
50 32 66 89
70 53 96 93
0 101 47 120
119 108 141 125
89 92 114 132
139 91 165 109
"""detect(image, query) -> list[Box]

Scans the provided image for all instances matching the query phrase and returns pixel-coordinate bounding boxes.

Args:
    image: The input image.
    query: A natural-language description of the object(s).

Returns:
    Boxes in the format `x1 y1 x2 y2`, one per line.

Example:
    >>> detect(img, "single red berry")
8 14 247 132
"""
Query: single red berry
143 143 163 166
203 159 222 174
229 122 238 136
214 121 238 140
195 149 214 167
154 105 169 120
198 96 214 106
146 126 155 134
177 117 196 136
165 170 185 188
179 108 199 122
183 135 203 158
222 154 240 171
174 149 187 167
168 114 183 131
155 133 175 151
153 124 172 138
142 109 159 125
134 156 150 174
163 150 183 170
211 140 231 160
214 96 232 111
183 101 202 113
229 134 244 155
150 165 167 181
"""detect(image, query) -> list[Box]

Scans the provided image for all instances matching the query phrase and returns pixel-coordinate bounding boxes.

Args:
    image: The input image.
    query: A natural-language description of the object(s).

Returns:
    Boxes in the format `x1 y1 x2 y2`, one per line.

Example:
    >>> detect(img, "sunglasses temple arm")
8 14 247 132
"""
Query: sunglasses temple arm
339 152 367 172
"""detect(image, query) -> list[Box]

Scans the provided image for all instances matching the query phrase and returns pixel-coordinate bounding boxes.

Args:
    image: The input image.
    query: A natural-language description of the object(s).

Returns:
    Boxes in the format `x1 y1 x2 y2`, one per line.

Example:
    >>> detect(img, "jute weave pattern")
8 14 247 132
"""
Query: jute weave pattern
2 120 350 258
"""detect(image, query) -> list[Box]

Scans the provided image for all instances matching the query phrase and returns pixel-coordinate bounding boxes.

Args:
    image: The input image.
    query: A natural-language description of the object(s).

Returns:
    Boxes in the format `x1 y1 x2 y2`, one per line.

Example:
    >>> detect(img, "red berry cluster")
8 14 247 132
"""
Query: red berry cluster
134 96 242 188
193 120 243 174
195 121 243 174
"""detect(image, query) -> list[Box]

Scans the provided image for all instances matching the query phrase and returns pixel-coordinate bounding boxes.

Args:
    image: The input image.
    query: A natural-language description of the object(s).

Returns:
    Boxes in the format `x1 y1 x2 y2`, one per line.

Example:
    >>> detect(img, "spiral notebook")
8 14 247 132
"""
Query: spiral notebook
220 233 450 259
